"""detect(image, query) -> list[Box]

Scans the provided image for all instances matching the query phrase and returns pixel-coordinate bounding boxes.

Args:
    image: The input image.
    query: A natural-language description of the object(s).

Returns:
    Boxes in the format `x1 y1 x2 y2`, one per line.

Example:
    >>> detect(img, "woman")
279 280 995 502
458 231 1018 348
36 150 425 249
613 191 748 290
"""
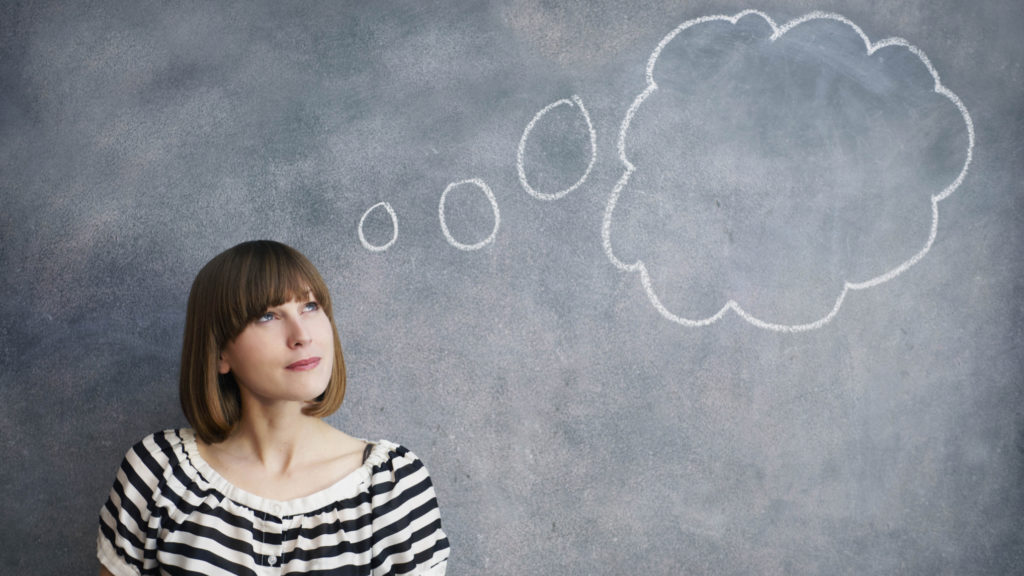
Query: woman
98 240 449 575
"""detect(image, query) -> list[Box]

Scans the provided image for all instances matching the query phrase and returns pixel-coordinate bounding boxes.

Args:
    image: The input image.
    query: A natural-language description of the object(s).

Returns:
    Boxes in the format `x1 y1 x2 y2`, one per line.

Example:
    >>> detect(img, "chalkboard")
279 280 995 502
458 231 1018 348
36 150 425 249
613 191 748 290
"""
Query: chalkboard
2 1 1022 574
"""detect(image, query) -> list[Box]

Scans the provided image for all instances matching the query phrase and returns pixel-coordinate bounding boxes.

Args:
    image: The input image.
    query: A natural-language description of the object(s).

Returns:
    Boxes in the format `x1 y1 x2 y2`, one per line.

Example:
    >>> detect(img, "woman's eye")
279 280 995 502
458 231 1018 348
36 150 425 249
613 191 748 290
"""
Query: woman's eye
304 301 320 312
256 312 275 323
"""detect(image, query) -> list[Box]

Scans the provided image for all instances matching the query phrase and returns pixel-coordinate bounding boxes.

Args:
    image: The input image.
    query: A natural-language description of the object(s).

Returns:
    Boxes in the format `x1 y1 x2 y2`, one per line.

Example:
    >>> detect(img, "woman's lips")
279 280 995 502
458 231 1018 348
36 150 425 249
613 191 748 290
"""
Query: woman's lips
286 357 320 371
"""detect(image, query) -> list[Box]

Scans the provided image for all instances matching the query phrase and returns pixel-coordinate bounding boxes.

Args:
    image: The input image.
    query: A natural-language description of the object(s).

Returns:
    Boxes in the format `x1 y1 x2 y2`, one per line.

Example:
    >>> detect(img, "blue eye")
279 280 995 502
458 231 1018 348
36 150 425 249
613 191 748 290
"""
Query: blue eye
256 312 275 323
304 301 320 312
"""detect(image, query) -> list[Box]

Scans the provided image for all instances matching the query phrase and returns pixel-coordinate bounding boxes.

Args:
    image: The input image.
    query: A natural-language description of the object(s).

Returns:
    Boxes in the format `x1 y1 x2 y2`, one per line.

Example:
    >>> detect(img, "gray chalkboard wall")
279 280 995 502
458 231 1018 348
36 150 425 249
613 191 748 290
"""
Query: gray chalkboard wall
2 1 1022 573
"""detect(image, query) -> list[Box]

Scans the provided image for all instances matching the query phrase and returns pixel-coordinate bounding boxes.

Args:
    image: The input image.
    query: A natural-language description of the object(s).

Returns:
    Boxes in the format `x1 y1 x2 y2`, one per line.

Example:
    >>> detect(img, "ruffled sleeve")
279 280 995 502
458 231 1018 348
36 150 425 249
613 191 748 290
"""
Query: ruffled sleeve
367 444 450 575
97 432 172 576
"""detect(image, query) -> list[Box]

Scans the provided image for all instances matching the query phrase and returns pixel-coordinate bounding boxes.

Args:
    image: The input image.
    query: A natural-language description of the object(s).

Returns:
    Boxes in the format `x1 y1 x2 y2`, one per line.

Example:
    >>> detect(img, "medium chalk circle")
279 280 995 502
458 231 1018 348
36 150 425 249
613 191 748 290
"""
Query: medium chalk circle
439 178 501 250
358 201 398 252
517 94 597 201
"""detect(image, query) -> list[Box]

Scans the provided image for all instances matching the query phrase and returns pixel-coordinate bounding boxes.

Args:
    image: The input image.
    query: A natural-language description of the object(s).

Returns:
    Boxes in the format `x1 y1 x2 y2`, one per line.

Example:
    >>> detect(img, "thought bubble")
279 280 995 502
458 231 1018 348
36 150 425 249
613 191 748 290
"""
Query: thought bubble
601 10 974 331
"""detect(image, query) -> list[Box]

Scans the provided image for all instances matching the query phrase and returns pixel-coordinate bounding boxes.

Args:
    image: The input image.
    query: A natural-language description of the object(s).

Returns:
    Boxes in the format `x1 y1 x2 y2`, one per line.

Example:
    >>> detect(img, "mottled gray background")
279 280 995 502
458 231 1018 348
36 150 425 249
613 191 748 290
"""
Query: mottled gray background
2 1 1022 574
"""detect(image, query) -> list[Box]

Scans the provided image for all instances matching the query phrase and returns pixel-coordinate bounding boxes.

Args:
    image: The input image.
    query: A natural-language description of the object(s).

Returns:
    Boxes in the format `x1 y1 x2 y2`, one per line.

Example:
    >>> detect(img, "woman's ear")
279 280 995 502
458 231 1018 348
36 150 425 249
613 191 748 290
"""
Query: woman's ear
217 352 231 375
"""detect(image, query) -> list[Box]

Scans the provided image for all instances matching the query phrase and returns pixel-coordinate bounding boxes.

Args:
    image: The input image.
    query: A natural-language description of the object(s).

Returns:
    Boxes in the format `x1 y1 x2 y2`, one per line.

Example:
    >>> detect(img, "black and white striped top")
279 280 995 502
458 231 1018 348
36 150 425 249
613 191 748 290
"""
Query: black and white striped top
98 429 449 575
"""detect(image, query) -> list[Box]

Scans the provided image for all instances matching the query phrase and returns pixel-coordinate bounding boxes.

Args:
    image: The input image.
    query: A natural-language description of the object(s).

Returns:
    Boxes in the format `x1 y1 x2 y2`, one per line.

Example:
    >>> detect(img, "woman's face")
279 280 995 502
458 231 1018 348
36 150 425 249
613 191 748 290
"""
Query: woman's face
218 293 335 407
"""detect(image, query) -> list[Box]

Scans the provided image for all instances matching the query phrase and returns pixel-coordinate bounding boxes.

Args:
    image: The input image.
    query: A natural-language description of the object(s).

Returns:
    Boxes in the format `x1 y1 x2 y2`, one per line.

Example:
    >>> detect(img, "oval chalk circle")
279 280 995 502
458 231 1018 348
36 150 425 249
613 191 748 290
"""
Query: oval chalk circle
517 94 597 201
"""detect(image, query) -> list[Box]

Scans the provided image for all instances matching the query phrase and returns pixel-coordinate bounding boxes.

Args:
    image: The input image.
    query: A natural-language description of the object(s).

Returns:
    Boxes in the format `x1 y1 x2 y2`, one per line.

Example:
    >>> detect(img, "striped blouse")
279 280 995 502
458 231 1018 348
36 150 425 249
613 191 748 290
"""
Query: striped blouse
98 429 449 575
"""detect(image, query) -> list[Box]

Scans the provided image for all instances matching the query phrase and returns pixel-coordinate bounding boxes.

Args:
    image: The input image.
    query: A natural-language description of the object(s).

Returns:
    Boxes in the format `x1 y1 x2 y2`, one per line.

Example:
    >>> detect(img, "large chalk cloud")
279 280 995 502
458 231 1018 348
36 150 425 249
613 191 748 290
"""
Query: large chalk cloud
601 10 974 331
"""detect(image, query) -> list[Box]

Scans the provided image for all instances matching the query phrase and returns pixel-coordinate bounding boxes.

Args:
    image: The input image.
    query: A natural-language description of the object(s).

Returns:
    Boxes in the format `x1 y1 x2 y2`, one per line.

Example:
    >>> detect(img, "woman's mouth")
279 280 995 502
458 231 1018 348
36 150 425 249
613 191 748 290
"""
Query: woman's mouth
286 357 321 371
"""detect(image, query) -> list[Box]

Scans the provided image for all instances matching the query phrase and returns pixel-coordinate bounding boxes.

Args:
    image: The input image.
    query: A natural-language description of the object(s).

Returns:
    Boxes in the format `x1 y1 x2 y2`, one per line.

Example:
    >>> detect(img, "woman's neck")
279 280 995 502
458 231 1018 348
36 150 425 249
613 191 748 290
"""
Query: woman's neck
225 403 329 475
197 415 365 501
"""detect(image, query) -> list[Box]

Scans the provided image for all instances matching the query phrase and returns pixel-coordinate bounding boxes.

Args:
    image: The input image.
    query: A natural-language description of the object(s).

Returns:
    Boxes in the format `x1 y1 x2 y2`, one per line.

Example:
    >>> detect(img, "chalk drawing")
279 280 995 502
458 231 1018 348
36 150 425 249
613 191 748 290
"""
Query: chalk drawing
439 178 501 250
517 95 597 201
601 10 975 332
358 201 399 252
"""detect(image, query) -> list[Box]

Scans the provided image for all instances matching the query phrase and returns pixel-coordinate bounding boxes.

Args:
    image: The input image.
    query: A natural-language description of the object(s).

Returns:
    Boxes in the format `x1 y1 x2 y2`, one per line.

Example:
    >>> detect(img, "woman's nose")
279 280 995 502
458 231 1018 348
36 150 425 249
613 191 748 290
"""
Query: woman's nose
287 317 312 347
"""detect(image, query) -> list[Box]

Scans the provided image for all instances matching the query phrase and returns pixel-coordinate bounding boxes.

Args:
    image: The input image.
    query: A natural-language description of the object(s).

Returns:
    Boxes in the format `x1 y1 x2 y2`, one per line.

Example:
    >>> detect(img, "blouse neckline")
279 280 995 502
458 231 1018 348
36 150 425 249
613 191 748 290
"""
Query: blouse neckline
178 428 391 517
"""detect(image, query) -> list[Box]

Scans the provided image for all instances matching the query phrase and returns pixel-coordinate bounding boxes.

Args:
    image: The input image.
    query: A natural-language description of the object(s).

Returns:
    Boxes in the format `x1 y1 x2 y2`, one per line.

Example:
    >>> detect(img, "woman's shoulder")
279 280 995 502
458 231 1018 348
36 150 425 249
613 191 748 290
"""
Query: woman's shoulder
122 428 191 458
114 428 197 482
363 440 437 485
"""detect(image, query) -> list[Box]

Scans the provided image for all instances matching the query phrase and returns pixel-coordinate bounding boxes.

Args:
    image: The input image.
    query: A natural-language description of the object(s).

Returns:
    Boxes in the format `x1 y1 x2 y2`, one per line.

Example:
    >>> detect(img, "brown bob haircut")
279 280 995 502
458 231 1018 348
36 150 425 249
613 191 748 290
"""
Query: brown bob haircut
180 240 346 444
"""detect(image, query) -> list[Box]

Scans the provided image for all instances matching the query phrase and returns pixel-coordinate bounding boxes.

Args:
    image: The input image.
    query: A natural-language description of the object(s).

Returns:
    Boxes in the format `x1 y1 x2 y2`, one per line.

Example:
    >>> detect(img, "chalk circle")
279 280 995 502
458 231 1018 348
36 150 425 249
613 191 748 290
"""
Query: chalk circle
517 94 597 201
358 201 398 252
439 178 500 251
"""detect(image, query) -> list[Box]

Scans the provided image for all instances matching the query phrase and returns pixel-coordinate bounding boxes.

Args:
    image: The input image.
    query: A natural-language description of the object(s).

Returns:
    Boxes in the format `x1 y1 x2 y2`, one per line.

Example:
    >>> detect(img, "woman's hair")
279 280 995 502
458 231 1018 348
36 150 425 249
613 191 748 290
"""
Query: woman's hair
180 240 346 444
